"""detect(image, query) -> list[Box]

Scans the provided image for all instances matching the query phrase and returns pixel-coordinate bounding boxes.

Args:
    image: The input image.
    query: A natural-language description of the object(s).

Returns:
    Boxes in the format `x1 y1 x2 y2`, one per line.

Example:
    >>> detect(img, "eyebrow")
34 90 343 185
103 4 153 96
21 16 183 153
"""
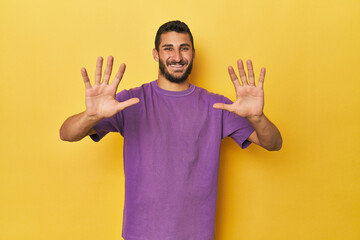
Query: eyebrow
161 43 191 48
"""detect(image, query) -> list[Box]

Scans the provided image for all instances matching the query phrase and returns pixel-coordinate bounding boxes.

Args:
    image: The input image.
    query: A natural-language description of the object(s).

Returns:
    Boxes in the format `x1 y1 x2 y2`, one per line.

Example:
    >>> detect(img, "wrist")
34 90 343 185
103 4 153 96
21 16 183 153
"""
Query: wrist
246 113 265 124
83 110 103 123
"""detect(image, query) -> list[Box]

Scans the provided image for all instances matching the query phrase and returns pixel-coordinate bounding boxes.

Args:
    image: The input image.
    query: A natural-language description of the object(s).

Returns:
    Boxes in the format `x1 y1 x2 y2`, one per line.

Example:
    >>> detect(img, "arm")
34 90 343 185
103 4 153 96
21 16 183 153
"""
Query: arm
247 115 282 151
59 111 98 142
213 59 282 151
60 56 139 142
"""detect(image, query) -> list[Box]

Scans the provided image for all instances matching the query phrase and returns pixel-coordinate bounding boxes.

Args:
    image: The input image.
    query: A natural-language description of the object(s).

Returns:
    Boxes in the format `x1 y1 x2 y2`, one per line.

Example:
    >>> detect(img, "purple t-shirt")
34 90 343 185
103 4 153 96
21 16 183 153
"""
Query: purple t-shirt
90 81 254 240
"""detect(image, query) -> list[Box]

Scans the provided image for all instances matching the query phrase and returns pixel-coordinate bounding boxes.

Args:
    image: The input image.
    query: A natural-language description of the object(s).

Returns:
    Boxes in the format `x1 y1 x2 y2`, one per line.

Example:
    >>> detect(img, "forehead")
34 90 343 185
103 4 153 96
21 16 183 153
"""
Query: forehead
160 32 192 47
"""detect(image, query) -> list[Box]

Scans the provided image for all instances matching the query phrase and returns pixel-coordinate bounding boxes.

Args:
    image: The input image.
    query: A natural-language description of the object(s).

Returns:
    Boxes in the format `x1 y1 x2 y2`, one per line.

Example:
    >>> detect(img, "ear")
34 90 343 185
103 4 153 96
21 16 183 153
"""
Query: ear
192 48 196 59
153 48 159 62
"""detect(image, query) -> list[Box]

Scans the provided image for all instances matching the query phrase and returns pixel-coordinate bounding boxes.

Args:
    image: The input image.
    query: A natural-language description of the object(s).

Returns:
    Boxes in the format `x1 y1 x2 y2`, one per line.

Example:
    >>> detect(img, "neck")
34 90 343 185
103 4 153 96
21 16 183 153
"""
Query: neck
156 74 190 91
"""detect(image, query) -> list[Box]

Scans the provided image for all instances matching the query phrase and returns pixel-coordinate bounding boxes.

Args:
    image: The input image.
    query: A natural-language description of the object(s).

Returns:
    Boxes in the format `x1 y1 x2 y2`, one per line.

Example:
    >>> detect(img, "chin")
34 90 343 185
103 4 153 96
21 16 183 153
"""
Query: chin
159 61 193 84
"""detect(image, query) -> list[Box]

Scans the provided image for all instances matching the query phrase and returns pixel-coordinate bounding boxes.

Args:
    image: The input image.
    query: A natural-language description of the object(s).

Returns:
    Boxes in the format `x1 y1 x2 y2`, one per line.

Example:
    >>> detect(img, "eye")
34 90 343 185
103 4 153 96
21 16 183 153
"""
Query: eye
181 47 189 51
164 47 172 51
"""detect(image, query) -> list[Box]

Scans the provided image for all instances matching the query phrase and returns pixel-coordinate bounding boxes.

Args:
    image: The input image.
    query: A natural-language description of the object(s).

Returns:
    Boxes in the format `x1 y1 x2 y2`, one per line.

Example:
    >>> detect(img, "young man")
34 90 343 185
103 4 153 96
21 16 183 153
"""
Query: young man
60 21 282 240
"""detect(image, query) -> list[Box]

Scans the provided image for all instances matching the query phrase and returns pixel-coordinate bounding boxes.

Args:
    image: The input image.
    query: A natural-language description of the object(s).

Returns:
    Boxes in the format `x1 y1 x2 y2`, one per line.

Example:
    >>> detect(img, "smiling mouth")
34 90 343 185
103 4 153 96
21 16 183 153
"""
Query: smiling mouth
168 62 186 71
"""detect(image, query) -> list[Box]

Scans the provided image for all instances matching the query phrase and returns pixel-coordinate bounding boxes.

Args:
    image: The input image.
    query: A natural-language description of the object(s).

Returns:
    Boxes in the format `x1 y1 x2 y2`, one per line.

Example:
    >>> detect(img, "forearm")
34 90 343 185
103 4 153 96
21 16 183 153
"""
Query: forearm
247 114 282 151
59 111 101 142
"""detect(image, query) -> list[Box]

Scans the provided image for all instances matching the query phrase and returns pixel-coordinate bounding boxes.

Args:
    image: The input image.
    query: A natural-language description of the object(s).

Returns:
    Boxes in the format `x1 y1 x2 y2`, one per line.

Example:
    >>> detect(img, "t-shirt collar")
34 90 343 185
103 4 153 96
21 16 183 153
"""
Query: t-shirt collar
151 80 195 97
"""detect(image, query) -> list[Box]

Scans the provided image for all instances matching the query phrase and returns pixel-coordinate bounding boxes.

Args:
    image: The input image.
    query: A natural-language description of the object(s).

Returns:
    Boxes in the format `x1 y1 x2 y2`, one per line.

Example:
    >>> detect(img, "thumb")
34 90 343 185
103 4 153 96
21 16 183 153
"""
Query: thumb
117 98 140 111
213 103 233 112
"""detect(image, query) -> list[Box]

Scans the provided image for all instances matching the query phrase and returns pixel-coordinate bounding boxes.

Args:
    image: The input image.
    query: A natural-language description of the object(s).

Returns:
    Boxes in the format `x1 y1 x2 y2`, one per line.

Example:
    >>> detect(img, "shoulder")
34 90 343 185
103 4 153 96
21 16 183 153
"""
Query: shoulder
115 82 152 101
193 85 232 104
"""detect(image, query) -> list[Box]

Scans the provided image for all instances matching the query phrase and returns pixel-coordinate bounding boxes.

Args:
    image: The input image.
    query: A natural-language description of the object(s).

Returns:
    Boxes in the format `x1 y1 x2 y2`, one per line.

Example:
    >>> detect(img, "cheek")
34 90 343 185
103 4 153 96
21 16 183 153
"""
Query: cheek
159 54 170 63
185 52 194 60
160 58 170 68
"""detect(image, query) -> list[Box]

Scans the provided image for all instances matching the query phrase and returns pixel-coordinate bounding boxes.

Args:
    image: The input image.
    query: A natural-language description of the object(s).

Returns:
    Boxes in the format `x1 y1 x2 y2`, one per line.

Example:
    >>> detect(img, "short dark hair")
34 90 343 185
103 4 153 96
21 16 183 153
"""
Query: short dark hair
155 20 194 51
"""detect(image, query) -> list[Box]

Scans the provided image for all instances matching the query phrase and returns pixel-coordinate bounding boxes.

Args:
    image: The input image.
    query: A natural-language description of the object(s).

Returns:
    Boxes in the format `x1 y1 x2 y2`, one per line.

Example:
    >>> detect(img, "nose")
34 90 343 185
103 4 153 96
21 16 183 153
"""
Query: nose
172 49 183 62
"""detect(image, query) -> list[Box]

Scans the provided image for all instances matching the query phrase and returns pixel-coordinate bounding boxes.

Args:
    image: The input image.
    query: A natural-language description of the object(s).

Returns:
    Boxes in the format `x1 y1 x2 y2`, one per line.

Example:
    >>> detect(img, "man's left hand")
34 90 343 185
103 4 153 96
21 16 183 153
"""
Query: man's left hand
213 59 265 120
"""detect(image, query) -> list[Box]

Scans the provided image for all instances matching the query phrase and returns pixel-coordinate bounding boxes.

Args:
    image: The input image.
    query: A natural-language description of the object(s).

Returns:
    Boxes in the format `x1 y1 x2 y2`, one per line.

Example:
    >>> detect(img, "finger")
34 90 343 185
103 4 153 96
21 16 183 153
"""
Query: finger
228 66 242 91
81 67 92 89
237 59 248 85
103 56 114 85
213 103 234 112
95 56 103 85
247 60 255 86
111 63 126 89
258 67 266 89
117 98 140 111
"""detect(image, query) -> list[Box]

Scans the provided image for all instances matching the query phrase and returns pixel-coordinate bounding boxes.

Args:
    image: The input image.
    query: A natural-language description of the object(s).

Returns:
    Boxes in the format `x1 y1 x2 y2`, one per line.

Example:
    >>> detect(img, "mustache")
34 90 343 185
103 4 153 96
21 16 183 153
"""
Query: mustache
166 60 187 65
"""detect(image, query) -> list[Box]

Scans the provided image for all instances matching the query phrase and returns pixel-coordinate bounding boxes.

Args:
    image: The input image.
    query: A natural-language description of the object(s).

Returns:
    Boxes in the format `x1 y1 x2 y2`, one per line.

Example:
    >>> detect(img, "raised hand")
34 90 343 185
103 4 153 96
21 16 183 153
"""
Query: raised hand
81 56 140 119
213 59 265 120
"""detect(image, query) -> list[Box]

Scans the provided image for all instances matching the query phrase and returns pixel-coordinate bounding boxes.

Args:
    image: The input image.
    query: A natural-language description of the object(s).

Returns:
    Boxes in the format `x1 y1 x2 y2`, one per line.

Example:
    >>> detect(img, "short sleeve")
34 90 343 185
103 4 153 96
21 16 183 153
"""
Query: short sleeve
89 90 130 142
221 97 255 149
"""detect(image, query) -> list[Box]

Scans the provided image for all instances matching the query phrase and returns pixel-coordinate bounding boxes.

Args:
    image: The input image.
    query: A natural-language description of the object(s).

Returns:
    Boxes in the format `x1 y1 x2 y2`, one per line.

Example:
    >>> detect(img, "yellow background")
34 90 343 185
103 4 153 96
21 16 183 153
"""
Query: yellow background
1 0 359 239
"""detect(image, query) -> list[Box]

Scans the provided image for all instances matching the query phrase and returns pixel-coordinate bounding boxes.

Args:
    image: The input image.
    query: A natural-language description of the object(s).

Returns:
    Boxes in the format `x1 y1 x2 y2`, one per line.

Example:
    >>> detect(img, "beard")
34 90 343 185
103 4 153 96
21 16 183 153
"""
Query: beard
159 58 193 83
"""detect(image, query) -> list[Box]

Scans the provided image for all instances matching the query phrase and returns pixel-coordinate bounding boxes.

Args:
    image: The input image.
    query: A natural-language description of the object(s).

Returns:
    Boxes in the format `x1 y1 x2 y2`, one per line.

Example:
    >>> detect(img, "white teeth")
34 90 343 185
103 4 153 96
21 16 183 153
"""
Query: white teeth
170 64 184 68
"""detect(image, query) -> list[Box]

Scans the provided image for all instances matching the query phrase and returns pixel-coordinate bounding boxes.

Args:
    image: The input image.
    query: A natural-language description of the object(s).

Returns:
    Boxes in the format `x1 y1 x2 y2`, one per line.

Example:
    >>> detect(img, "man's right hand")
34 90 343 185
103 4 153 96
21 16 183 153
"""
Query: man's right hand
59 56 139 142
82 56 140 120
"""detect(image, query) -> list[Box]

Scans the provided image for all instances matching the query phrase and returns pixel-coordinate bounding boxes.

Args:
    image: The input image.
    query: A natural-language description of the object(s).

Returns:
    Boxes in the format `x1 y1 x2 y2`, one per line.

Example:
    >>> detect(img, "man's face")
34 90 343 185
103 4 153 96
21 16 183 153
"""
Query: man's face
155 32 195 83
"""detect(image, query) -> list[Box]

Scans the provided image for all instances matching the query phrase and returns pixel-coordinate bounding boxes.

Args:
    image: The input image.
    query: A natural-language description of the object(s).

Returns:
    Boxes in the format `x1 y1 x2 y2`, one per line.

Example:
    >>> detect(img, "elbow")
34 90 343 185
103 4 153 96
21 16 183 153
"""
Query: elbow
59 127 75 142
59 129 70 142
262 136 282 151
267 137 283 151
267 144 282 151
59 126 86 142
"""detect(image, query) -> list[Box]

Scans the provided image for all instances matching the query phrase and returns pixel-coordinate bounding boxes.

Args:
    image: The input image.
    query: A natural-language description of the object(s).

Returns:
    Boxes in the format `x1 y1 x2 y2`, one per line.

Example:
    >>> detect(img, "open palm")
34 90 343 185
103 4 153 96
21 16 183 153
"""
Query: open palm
213 59 265 119
82 56 139 119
